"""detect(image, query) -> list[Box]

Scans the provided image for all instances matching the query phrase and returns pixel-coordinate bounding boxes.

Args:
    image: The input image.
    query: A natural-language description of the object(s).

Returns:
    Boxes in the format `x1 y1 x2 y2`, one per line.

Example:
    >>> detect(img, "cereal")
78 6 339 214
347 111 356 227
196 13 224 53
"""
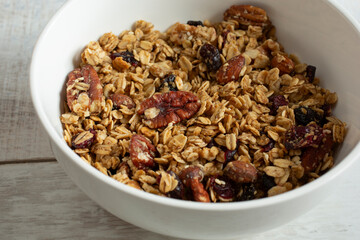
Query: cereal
61 5 346 202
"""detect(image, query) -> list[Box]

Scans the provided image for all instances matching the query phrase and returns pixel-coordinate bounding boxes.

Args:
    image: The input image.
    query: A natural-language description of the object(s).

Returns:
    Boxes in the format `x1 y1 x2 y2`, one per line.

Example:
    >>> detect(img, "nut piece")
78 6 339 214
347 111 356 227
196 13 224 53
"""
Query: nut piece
71 129 96 149
66 64 104 116
137 91 201 129
129 134 156 169
109 93 135 109
301 134 334 172
179 166 210 202
224 5 271 29
216 55 245 84
271 54 295 75
224 160 258 183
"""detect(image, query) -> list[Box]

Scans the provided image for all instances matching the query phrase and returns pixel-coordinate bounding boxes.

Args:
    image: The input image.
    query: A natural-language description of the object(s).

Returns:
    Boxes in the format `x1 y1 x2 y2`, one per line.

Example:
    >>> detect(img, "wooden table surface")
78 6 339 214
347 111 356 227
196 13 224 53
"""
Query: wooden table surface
1 0 360 239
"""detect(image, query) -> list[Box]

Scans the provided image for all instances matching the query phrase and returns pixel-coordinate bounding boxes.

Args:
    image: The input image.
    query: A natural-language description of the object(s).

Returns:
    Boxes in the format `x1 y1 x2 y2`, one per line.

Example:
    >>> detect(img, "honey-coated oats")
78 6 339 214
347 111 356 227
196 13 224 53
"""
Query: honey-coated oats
61 5 346 202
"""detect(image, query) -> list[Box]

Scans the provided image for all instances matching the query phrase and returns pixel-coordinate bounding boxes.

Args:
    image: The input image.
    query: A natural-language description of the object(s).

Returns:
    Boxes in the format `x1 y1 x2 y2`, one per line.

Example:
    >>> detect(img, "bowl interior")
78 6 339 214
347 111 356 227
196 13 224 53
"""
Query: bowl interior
31 0 360 204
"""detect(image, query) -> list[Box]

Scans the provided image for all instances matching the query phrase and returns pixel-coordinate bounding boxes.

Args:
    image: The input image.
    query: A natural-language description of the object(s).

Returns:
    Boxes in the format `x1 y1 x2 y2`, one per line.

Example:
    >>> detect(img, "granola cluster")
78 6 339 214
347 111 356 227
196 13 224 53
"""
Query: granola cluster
61 5 346 202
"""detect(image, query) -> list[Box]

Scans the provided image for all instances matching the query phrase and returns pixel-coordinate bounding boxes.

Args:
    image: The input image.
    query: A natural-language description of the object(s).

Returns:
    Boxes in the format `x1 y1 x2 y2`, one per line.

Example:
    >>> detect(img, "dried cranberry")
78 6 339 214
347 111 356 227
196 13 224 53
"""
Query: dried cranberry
167 171 186 200
268 95 288 115
237 183 257 201
187 20 204 26
221 30 230 48
306 65 316 83
262 139 275 152
294 106 322 126
224 149 237 163
158 74 178 92
208 176 235 201
284 123 325 150
110 51 139 67
199 43 222 72
71 129 96 149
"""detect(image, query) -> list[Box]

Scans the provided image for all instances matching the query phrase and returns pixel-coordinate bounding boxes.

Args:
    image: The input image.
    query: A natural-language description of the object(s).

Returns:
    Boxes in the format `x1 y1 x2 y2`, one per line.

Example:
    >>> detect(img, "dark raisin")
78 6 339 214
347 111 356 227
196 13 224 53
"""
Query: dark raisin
237 183 257 201
199 43 222 72
268 95 288 115
167 171 186 200
262 139 275 152
306 65 316 83
208 176 235 201
284 123 325 150
110 51 139 67
224 149 237 163
158 74 178 92
294 106 322 126
261 174 276 192
187 20 204 26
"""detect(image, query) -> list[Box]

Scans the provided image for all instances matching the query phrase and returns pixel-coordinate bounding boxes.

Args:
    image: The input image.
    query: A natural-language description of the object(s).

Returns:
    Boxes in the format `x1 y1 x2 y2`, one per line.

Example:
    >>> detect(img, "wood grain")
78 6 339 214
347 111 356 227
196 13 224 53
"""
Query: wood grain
0 0 68 162
0 160 359 240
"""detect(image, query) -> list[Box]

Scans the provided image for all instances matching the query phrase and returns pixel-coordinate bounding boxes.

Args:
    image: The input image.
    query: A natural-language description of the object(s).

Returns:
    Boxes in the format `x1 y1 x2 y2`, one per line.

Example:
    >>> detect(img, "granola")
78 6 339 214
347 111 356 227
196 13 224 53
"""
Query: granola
61 5 346 202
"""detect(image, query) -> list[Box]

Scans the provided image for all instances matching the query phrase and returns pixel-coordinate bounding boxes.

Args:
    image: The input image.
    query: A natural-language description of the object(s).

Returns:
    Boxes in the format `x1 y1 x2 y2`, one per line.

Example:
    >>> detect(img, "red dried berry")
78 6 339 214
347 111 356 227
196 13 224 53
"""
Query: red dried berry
71 129 96 149
208 176 235 201
284 123 325 150
269 95 288 115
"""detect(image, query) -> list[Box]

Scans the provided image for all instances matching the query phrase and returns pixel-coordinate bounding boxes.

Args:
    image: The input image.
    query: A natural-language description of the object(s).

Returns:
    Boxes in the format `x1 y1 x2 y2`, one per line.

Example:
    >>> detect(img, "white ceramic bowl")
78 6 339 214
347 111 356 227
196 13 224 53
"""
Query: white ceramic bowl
30 0 360 239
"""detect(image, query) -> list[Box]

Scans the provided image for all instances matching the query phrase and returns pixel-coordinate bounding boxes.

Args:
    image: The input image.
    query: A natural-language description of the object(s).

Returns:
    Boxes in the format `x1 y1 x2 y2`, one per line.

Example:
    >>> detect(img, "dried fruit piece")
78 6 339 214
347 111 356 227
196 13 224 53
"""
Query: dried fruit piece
166 171 186 199
129 134 156 169
224 5 271 29
294 106 322 126
110 51 139 67
158 74 178 92
268 95 288 115
137 91 200 129
271 54 294 75
224 149 237 163
187 20 203 26
237 183 257 201
208 176 235 202
224 160 258 183
284 123 325 150
261 139 275 152
71 129 96 149
306 65 316 83
66 65 104 116
301 134 334 172
109 93 135 109
199 43 222 72
179 166 210 202
216 54 245 84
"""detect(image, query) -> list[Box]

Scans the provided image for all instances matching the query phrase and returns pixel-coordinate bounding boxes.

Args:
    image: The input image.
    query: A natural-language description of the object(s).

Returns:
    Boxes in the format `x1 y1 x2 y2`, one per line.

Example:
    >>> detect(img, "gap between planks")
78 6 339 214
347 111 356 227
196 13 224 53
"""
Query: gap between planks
0 158 57 165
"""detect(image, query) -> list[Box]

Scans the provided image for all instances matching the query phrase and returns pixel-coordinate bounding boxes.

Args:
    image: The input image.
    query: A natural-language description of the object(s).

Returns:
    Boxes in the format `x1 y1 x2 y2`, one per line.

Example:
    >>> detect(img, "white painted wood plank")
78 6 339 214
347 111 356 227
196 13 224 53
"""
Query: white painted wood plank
0 0 67 162
0 160 359 240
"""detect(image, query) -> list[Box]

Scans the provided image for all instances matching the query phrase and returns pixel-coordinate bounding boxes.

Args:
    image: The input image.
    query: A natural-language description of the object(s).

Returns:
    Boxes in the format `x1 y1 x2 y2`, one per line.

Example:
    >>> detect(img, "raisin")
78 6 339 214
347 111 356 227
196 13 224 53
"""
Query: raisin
208 176 235 201
187 20 204 26
166 171 186 200
268 95 288 115
306 65 316 83
260 173 276 192
237 183 257 201
294 106 322 126
224 149 237 163
199 43 222 72
220 30 230 48
284 123 325 150
110 51 139 67
158 74 178 92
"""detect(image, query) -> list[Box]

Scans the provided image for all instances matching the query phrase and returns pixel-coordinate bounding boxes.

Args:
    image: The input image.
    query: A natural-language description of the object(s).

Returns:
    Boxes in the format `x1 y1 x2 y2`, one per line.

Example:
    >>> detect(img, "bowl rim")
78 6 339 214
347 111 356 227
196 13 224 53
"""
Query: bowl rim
30 0 360 211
